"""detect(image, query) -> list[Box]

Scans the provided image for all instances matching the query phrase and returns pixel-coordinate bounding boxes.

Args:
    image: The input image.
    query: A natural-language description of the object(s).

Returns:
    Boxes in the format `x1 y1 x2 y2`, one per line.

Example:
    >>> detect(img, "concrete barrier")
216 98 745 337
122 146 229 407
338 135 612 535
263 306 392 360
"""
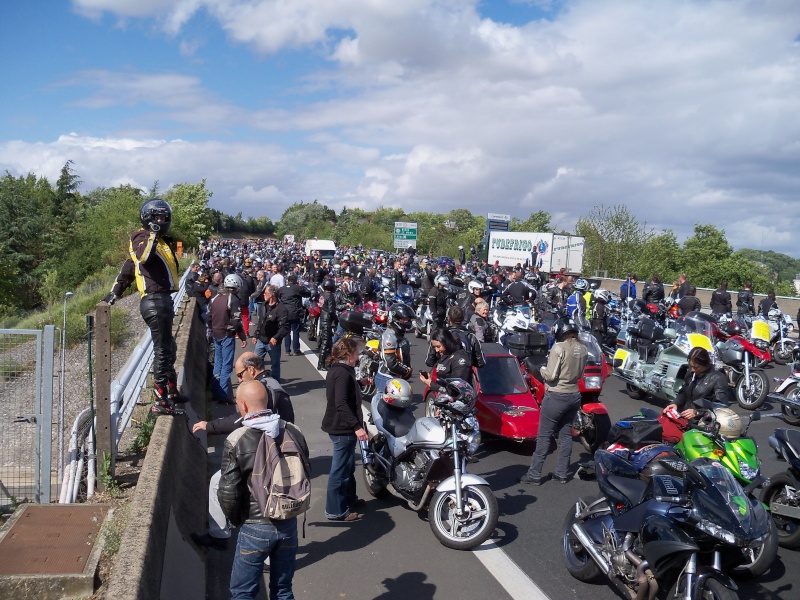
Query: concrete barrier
106 298 208 600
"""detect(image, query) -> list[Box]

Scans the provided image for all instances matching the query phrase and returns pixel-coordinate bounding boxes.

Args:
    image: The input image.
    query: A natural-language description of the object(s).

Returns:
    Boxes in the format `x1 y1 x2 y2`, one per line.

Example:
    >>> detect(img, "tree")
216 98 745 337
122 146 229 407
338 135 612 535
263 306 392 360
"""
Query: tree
164 180 214 246
54 160 82 218
632 230 681 284
511 210 553 233
682 224 734 288
575 204 652 278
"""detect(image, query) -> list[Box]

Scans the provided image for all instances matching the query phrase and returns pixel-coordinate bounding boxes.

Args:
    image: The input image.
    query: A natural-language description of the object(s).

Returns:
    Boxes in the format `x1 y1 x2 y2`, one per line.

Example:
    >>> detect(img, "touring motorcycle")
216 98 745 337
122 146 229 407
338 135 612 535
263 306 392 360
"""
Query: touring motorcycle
762 427 800 548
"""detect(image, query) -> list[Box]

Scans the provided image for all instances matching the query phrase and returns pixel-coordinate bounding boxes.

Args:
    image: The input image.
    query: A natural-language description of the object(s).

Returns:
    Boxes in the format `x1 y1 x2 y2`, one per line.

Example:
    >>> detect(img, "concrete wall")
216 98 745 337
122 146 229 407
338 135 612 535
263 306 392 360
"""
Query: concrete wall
106 298 207 600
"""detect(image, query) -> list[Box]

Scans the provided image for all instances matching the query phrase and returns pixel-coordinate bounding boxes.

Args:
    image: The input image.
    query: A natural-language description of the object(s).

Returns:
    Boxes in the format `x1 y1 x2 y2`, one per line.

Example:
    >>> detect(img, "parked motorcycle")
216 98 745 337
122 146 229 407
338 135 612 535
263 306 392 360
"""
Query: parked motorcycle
714 333 770 410
564 451 773 599
762 428 800 548
767 356 800 425
361 379 499 550
758 310 796 365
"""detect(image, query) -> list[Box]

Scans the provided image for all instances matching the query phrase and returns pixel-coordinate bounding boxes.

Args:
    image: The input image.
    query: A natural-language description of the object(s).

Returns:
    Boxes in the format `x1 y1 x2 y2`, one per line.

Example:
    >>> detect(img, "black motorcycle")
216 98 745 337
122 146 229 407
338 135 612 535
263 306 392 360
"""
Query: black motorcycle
762 428 800 548
563 451 772 600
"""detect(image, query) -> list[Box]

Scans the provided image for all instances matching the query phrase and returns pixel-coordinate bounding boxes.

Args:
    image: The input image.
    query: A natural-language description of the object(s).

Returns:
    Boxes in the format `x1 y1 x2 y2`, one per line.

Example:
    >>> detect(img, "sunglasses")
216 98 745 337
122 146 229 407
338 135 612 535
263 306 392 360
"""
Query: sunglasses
236 367 248 379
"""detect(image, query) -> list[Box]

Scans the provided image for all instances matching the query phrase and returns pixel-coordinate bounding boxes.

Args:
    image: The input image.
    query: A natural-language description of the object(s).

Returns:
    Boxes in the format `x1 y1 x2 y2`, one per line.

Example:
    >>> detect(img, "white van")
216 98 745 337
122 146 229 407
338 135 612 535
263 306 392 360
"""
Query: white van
304 239 337 261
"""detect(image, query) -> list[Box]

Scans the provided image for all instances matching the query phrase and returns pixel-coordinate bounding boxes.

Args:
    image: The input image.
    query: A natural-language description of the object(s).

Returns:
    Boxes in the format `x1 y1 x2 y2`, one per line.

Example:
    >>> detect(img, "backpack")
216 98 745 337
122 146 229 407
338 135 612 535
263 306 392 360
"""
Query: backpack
262 376 295 424
249 425 311 521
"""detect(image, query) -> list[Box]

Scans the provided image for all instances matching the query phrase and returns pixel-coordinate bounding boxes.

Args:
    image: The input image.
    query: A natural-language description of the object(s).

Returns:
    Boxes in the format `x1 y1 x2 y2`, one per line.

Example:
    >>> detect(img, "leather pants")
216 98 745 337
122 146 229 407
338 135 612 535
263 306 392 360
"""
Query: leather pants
317 316 334 368
140 292 177 388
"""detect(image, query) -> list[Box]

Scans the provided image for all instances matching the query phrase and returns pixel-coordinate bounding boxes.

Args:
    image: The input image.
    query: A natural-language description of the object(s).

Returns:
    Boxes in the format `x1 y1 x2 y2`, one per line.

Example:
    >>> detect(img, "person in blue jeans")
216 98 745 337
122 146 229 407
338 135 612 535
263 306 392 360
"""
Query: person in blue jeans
218 380 308 600
320 338 369 521
252 284 289 382
208 274 248 401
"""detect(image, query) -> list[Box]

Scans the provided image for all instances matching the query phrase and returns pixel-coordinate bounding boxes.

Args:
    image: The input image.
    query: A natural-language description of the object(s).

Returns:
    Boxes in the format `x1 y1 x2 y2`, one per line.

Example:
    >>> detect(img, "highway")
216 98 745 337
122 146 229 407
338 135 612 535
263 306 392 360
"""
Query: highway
208 327 799 600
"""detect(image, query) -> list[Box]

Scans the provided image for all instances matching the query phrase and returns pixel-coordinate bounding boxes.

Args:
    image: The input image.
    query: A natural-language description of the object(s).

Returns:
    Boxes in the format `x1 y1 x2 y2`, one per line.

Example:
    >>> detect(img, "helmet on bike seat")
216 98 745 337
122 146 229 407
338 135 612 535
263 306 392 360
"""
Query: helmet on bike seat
140 198 172 235
768 307 782 321
573 278 588 292
434 275 450 287
593 289 611 303
322 277 336 292
223 274 242 290
435 379 477 416
714 408 743 439
383 378 412 408
388 303 415 332
467 280 484 293
552 317 579 342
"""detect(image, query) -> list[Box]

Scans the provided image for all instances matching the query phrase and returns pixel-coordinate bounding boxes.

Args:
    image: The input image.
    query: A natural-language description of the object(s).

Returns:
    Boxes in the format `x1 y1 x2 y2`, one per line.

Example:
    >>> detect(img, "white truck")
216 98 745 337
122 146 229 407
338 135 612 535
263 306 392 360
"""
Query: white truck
487 231 585 274
304 239 337 261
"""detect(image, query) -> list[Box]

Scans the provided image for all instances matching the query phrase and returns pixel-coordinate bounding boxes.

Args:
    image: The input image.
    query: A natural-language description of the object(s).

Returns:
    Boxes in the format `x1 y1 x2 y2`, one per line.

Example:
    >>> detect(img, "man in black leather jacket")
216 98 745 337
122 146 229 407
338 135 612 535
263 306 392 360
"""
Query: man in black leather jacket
642 274 665 304
279 274 311 356
218 380 308 600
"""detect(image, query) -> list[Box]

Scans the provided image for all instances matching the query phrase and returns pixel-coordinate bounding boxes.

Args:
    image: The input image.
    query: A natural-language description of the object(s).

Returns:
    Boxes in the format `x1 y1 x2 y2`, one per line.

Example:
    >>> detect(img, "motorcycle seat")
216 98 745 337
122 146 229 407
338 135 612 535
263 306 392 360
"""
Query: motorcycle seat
776 428 800 460
524 356 547 381
608 474 648 507
377 401 415 439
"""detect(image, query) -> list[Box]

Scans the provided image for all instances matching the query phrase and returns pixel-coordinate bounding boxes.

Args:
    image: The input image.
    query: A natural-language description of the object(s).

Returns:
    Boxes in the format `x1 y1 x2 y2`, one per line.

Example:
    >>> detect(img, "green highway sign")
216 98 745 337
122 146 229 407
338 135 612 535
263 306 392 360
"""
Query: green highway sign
394 221 418 249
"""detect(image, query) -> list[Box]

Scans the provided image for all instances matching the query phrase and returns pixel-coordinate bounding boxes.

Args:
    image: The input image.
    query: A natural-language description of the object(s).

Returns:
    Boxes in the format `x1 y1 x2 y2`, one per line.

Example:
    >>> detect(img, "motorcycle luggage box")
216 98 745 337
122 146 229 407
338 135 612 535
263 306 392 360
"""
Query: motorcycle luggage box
339 311 373 335
507 331 549 358
608 417 663 447
629 317 663 342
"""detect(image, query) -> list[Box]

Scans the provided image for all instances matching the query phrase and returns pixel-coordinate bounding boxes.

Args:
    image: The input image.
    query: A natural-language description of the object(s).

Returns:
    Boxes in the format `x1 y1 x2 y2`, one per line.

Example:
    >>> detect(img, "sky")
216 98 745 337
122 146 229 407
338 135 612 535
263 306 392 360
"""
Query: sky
2 1 800 255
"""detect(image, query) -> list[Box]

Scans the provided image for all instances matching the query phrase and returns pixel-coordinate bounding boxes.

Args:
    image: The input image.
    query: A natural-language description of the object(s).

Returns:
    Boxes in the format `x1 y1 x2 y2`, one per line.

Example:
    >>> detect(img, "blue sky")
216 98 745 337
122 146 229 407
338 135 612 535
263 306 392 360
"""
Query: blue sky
2 1 800 256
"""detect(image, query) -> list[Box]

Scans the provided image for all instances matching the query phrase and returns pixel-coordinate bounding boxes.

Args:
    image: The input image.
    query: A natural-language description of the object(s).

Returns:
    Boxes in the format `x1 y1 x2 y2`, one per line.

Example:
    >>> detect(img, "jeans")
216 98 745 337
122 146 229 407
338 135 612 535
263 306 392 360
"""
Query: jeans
255 340 283 382
230 520 297 600
284 319 302 354
526 391 581 479
325 433 357 519
374 372 392 398
212 336 236 401
140 292 176 388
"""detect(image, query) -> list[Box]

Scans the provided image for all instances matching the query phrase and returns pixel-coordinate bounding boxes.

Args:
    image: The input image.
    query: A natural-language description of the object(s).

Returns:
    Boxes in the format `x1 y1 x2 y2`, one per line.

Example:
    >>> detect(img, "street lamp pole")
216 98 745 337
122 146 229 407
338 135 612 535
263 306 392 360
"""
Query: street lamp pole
59 291 74 484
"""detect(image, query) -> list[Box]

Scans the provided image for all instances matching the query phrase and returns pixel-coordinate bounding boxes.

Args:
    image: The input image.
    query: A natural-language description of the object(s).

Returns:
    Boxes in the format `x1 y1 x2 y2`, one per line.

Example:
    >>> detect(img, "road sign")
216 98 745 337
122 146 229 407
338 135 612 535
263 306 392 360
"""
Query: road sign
394 221 418 249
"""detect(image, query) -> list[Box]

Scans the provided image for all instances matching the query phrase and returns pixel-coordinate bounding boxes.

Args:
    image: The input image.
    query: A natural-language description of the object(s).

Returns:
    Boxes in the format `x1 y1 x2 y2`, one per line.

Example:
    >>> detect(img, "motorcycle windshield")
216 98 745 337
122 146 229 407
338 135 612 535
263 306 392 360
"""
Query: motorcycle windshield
476 357 529 396
675 312 717 340
693 461 768 544
579 331 604 363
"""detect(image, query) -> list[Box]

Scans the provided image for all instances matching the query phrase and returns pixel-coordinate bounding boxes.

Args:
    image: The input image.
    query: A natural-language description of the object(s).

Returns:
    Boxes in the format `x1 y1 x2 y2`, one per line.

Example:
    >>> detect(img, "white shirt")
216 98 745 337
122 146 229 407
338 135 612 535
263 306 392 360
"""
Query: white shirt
269 273 285 288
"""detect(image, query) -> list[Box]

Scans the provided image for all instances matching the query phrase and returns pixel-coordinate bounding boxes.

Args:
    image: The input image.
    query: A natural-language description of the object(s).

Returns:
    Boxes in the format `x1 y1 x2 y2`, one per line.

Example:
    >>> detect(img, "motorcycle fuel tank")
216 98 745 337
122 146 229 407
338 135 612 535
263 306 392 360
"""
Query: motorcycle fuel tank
406 416 447 446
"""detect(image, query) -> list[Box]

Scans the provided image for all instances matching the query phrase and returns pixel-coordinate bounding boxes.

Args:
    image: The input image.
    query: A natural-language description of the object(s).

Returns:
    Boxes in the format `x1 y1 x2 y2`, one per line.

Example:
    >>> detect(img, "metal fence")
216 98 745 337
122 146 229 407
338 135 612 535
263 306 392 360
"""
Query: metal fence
0 326 57 509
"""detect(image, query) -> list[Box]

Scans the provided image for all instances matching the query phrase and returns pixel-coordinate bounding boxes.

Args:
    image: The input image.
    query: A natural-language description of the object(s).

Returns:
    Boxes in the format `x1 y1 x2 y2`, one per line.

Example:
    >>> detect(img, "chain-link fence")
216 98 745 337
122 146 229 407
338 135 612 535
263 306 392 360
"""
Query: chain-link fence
0 326 57 511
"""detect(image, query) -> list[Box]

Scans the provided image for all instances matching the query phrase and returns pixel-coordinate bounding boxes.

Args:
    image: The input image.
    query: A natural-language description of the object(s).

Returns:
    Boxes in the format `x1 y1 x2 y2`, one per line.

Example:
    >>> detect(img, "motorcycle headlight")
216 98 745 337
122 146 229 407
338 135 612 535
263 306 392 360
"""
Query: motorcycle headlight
738 459 759 481
695 518 737 545
582 376 602 390
467 430 481 455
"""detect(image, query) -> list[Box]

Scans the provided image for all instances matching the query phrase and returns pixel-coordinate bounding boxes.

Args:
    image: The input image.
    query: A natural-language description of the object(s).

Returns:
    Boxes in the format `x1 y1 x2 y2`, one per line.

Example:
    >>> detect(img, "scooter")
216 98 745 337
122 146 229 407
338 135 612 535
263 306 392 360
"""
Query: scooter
362 379 499 550
762 428 800 548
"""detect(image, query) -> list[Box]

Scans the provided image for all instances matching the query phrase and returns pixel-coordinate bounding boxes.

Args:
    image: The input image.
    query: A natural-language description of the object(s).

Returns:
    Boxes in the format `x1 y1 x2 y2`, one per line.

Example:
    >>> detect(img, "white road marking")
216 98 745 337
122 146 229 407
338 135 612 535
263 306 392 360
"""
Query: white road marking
296 335 552 600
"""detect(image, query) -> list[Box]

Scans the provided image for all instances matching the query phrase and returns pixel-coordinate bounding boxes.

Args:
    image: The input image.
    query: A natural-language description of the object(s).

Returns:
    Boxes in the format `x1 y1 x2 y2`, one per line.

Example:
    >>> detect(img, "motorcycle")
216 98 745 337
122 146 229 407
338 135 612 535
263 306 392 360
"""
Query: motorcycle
613 312 717 403
766 351 800 425
361 379 499 550
762 427 800 548
758 310 796 365
714 328 770 410
564 452 773 599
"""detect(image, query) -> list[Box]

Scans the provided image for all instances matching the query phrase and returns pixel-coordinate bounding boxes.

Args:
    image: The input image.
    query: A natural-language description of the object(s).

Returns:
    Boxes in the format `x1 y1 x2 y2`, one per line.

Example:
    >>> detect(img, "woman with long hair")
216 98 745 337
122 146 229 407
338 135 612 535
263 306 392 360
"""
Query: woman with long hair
666 347 729 419
321 338 369 521
419 328 471 392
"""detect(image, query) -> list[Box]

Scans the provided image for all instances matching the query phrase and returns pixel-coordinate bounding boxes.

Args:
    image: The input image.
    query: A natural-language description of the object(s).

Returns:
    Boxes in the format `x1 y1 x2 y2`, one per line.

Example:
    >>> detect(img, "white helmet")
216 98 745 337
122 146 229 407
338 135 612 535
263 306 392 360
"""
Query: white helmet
594 289 611 303
434 274 450 287
573 278 588 292
224 274 242 290
458 245 464 250
383 378 412 409
714 408 743 439
467 280 484 293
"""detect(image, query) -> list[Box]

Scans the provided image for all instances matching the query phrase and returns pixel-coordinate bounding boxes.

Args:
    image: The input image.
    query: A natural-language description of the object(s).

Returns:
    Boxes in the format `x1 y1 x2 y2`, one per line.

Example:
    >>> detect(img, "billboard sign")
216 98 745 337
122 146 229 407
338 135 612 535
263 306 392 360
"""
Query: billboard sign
488 232 585 273
394 222 418 249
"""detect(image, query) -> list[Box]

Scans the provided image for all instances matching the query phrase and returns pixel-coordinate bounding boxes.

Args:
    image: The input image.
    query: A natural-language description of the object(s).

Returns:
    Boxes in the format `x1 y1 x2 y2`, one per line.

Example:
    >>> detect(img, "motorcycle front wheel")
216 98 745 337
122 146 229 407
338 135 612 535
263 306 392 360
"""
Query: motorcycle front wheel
561 500 602 582
761 472 800 548
626 383 647 400
428 484 498 550
778 384 800 425
668 575 738 600
731 517 778 579
362 464 389 499
733 370 769 410
773 340 796 365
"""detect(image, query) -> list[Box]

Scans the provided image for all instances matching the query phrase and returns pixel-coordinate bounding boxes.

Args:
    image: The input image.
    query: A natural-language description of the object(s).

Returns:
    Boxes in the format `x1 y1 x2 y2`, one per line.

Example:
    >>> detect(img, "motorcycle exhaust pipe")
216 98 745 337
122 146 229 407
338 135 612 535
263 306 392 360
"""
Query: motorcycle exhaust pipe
571 522 611 574
768 392 800 409
625 551 658 600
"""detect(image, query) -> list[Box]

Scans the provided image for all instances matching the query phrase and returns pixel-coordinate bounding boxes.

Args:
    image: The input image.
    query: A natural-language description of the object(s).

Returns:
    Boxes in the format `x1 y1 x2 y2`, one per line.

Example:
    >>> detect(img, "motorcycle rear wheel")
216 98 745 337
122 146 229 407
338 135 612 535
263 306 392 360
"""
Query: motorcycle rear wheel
733 370 769 410
428 484 498 550
761 472 800 548
626 383 647 400
731 517 778 579
561 499 602 582
668 575 738 600
577 412 611 453
778 384 800 425
773 340 796 365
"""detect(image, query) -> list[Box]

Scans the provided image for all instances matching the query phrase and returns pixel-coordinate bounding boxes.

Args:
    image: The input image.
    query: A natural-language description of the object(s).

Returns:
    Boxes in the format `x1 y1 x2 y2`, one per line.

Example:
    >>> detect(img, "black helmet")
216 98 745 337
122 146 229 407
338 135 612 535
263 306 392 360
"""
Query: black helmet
388 303 415 332
140 198 172 235
436 379 477 415
552 317 579 342
322 277 336 292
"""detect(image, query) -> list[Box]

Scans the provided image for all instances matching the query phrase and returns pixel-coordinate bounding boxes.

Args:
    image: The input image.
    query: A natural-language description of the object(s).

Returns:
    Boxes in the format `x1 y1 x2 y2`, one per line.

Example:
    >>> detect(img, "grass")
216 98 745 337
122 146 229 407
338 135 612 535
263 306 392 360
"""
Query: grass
102 503 129 556
98 452 122 498
128 412 157 454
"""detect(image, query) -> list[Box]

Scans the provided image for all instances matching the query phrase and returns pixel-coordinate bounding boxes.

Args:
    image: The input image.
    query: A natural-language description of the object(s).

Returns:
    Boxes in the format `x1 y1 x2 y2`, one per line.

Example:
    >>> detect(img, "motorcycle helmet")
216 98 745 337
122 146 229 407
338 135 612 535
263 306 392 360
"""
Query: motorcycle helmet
467 280 484 294
322 277 336 292
593 289 611 303
140 198 172 234
434 274 450 287
388 303 415 332
768 307 782 321
224 274 242 290
436 379 477 416
383 378 412 409
714 408 743 439
573 278 588 292
342 279 357 294
552 317 579 342
458 245 464 250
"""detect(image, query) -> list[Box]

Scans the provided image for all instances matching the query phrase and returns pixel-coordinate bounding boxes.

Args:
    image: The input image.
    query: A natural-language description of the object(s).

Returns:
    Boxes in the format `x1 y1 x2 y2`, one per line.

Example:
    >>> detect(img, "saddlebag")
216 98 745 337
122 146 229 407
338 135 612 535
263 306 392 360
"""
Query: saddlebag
608 417 663 447
507 331 549 358
338 311 374 335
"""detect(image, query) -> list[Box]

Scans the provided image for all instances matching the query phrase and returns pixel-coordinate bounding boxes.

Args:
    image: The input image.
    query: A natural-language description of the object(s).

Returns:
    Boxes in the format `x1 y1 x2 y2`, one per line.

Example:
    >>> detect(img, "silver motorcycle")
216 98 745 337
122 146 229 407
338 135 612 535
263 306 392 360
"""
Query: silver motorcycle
361 379 499 550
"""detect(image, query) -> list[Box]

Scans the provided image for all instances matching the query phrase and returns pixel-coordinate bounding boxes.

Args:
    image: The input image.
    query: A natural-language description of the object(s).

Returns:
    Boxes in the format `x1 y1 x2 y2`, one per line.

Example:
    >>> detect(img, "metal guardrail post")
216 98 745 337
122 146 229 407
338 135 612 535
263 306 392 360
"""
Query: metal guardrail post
95 304 114 485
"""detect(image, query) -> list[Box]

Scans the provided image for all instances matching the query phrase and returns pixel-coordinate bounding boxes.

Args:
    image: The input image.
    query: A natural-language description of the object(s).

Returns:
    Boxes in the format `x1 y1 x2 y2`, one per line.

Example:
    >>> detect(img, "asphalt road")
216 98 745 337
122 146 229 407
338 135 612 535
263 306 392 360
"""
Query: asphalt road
209 328 800 600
